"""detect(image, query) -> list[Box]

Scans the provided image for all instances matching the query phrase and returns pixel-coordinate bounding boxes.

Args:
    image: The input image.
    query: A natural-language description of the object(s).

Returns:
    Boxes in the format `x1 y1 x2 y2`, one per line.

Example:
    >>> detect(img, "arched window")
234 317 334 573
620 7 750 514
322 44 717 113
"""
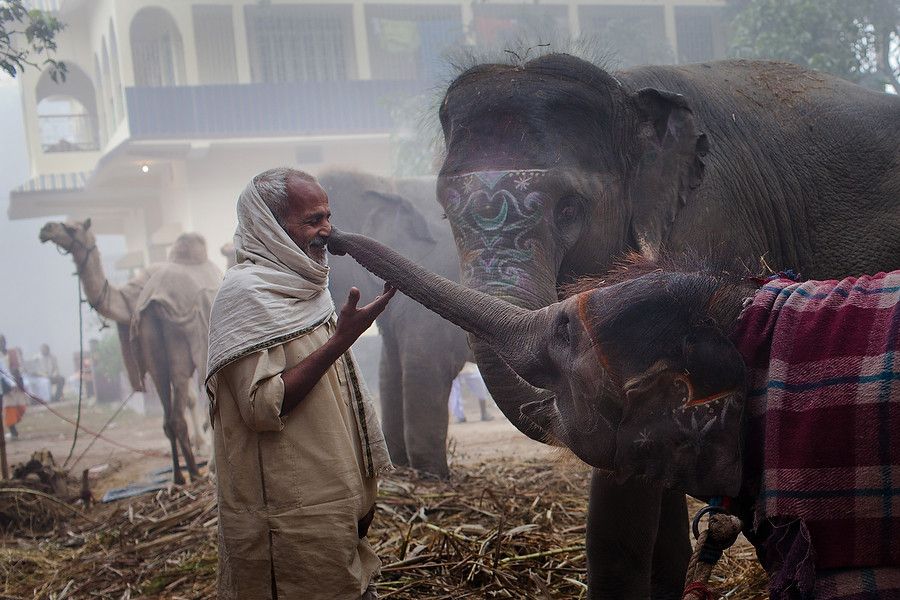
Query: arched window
36 63 100 153
130 6 185 87
109 21 123 122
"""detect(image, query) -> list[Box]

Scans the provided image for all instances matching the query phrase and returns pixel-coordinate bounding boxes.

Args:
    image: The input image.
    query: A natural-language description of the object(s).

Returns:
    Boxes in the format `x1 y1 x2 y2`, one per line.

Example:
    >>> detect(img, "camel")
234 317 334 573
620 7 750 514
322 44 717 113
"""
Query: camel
40 219 222 484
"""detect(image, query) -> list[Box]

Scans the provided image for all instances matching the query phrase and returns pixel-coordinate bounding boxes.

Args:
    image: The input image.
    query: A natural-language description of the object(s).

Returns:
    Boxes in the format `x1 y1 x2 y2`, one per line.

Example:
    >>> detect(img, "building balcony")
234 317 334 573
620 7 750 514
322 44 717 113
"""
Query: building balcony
38 113 100 153
124 79 430 140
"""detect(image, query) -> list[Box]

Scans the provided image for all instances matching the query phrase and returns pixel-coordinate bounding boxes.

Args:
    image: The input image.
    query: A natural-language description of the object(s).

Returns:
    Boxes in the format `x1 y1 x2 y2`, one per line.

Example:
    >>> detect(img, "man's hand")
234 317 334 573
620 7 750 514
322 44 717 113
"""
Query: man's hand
279 283 395 418
335 283 396 344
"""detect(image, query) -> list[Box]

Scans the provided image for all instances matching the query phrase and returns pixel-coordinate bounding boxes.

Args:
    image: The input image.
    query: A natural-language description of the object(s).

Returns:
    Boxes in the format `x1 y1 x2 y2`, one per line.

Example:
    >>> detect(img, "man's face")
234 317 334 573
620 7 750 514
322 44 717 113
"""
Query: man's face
281 177 332 265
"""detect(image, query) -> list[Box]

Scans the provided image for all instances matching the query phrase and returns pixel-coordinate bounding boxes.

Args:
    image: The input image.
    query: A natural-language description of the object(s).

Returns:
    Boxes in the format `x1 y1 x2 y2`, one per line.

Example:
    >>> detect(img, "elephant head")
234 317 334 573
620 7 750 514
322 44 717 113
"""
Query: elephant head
435 54 708 437
330 229 747 497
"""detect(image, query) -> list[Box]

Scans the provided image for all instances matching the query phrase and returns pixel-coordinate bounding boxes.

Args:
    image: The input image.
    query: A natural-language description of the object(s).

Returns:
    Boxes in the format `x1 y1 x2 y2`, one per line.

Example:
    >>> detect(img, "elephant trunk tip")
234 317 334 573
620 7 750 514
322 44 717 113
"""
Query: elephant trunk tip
326 228 349 256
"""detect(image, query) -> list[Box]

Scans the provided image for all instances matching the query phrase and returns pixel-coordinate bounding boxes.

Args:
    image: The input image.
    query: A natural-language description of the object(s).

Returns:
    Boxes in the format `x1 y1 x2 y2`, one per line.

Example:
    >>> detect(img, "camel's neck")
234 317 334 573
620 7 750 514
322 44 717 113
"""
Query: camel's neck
72 243 132 324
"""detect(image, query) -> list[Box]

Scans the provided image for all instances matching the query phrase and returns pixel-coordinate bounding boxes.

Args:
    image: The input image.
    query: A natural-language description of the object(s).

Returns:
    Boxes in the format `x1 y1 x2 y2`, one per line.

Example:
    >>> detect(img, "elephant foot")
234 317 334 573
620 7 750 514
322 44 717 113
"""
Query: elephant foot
409 464 450 480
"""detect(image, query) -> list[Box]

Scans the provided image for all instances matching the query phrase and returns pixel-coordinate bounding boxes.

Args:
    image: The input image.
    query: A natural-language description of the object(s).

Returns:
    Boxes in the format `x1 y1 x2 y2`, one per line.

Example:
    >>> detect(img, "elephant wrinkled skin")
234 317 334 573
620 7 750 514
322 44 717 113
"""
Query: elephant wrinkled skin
433 55 899 598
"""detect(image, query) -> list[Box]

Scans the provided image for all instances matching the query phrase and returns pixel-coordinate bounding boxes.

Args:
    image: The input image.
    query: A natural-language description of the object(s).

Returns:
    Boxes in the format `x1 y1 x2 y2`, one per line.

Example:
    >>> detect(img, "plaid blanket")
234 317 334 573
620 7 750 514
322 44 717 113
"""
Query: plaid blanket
732 271 900 596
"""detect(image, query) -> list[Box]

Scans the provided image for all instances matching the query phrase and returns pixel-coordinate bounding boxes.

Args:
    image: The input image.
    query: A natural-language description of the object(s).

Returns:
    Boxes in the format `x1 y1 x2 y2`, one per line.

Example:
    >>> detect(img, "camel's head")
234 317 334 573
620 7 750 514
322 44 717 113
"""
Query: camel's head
39 218 95 252
220 242 236 268
169 232 209 265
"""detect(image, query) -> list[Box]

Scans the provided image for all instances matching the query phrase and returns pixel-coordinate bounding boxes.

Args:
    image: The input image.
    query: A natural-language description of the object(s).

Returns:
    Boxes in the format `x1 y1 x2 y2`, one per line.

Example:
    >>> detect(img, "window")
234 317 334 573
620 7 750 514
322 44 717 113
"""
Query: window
35 63 100 153
472 4 568 48
366 4 462 81
245 4 353 83
131 7 186 87
579 5 673 67
675 6 726 64
193 5 238 84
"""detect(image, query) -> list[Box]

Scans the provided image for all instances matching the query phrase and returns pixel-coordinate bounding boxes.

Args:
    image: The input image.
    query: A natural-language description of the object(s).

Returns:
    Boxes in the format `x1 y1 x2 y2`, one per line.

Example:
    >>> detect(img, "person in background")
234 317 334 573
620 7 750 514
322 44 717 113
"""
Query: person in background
0 335 26 439
33 343 65 402
206 168 394 600
448 363 494 424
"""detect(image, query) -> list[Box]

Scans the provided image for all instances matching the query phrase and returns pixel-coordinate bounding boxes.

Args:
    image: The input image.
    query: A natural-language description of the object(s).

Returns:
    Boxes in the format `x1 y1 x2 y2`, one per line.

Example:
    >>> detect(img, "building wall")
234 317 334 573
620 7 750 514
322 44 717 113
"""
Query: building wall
16 0 729 267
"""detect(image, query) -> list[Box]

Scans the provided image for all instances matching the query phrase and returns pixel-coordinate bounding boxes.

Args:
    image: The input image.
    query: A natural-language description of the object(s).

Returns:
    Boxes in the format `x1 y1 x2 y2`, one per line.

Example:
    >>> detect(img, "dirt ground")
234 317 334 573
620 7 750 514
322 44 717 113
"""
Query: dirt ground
2 395 557 499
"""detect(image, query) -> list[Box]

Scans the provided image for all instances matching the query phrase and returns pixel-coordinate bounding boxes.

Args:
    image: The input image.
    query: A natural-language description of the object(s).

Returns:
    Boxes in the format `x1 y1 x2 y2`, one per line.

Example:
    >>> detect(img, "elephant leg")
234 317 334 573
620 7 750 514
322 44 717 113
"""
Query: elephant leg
378 332 407 466
138 308 183 485
401 357 450 479
586 470 663 599
161 319 200 480
650 491 690 600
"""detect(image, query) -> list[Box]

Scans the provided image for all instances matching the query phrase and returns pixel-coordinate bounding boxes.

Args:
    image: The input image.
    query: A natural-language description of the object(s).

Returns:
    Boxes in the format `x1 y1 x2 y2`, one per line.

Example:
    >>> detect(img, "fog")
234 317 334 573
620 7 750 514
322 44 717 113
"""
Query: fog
0 78 120 373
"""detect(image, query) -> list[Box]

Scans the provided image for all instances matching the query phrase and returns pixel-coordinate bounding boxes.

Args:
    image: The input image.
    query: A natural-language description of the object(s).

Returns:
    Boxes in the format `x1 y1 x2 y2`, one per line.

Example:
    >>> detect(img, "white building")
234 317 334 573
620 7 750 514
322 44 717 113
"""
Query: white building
9 0 727 268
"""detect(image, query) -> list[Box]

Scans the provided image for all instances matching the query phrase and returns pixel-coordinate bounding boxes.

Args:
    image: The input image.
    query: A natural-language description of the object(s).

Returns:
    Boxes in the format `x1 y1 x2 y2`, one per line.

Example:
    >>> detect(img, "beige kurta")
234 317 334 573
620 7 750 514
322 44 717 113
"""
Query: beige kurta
208 320 380 600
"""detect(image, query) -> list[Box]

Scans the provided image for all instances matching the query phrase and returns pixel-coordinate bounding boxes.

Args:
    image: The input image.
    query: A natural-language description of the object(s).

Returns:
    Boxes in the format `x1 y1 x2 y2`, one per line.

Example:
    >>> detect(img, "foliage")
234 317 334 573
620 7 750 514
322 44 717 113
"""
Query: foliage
0 0 66 81
90 330 124 382
728 0 900 91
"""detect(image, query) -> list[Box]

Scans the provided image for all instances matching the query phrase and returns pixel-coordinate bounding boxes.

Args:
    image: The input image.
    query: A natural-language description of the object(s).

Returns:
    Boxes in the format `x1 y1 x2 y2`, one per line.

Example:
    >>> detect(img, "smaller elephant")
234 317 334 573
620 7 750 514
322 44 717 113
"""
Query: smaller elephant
328 229 900 599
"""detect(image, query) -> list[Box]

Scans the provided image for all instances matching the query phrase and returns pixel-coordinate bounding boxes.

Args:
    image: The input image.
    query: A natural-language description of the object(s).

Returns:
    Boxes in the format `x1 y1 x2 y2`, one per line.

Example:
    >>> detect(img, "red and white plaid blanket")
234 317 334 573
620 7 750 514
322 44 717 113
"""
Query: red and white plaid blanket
732 271 900 597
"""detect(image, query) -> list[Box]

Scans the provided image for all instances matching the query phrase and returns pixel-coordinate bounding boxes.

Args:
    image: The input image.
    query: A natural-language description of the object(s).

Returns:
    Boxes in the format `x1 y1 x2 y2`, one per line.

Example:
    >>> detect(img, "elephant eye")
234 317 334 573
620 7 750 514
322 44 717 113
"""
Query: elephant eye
555 197 583 229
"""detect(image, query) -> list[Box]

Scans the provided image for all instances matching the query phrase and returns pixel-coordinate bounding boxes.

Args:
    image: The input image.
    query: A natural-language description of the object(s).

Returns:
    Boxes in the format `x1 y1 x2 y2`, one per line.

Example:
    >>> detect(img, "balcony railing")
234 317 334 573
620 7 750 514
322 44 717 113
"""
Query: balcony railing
125 80 430 140
38 113 100 153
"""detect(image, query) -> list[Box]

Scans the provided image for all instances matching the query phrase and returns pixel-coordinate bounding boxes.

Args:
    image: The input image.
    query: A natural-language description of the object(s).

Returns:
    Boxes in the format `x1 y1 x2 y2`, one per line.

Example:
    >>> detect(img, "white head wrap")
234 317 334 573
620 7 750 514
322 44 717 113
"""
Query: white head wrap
207 178 336 378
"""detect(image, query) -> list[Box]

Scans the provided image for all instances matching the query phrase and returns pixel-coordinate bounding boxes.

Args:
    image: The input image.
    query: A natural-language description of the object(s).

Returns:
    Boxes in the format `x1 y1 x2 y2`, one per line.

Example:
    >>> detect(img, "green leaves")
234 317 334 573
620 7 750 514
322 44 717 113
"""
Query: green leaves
727 0 899 91
1 0 66 81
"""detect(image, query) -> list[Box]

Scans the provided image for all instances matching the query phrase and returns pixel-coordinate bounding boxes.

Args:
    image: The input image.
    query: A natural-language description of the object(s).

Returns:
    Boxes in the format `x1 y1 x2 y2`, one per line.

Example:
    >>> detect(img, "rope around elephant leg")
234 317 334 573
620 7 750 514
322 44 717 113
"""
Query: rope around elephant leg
682 508 743 600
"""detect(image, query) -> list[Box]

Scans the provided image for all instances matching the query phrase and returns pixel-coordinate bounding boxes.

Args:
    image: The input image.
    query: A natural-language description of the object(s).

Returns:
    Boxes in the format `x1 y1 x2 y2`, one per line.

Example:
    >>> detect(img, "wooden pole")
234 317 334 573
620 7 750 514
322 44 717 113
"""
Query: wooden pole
0 390 8 480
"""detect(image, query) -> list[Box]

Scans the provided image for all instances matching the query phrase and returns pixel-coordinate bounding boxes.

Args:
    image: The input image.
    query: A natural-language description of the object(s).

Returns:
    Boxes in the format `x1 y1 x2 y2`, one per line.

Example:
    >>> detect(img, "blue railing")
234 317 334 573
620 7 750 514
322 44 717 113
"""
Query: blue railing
125 80 431 139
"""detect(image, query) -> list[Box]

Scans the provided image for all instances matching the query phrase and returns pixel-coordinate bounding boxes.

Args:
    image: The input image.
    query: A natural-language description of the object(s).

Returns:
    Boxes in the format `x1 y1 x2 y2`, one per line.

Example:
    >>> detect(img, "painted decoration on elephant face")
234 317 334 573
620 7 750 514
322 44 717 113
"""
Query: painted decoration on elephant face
441 170 549 291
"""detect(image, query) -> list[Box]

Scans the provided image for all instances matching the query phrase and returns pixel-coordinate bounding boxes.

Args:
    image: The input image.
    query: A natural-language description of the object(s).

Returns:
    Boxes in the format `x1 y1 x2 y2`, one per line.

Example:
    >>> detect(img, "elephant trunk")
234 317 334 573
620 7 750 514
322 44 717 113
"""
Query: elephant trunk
328 229 541 345
328 229 552 439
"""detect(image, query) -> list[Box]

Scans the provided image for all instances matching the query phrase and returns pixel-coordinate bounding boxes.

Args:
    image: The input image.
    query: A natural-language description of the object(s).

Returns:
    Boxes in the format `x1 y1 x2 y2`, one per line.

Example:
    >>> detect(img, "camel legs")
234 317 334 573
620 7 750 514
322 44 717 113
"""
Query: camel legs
159 314 200 481
138 305 199 484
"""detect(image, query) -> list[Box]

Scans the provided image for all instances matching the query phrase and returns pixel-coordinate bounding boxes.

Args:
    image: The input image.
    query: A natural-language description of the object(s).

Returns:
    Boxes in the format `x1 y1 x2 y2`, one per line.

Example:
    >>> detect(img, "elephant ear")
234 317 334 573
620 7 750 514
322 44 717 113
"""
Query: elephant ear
628 88 708 260
613 326 745 497
362 190 437 248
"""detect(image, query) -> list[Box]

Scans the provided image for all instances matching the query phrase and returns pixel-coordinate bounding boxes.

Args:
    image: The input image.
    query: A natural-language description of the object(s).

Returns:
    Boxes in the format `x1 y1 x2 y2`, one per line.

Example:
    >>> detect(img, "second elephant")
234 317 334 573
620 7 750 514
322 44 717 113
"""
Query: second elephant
320 171 470 478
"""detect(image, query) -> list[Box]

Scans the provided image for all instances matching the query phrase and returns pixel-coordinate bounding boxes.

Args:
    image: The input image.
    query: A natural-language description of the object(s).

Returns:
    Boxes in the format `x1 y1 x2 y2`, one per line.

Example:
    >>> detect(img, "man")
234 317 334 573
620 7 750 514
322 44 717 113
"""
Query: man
0 335 25 439
33 344 65 402
448 363 494 424
206 168 394 600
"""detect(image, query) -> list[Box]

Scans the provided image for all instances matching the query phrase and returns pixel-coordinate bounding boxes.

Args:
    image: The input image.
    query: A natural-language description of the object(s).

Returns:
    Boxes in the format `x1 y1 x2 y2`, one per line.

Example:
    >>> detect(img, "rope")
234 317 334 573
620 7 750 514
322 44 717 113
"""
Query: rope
0 368 166 460
68 389 136 469
63 279 85 468
682 506 743 600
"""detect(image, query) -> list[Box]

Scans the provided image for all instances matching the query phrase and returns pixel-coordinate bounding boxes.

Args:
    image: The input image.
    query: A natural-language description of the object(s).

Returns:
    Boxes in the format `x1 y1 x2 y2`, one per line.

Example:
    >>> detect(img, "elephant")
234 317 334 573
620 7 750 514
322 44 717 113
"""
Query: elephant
318 171 470 478
432 54 900 597
328 229 900 598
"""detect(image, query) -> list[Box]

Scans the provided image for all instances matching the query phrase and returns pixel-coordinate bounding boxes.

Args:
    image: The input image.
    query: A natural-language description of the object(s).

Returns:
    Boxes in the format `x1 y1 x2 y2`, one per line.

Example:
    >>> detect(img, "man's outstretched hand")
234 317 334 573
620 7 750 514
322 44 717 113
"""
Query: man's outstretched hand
335 283 396 343
279 282 396 418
